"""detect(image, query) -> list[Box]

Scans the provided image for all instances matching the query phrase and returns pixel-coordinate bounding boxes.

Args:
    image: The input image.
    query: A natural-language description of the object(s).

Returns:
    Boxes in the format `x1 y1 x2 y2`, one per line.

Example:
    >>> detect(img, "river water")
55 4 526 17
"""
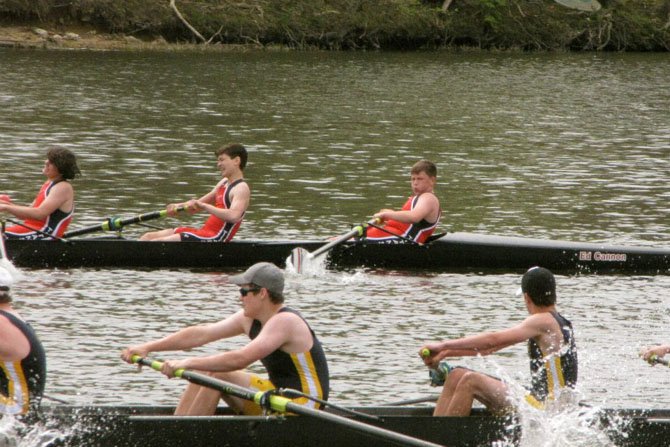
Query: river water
0 48 669 446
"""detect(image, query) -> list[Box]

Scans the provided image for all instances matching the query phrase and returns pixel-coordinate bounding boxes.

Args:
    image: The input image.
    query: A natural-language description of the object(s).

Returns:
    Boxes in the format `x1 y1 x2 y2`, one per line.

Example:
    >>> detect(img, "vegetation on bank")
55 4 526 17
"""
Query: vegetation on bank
1 0 669 51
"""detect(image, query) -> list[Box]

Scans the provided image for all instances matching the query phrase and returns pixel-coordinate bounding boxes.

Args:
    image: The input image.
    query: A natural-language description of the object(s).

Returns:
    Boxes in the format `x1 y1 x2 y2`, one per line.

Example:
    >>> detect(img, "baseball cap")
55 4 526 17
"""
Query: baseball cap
229 262 284 298
0 267 13 290
520 266 556 301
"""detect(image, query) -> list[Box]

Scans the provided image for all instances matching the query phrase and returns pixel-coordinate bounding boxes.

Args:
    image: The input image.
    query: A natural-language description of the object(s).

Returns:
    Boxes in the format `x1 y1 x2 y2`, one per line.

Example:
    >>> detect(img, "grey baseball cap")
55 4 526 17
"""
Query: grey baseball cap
229 262 284 297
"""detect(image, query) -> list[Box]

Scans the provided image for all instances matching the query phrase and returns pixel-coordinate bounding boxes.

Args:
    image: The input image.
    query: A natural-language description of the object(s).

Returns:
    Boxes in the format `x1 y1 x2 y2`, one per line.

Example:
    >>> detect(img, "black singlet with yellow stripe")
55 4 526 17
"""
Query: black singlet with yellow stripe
0 310 47 415
527 311 578 402
249 307 329 402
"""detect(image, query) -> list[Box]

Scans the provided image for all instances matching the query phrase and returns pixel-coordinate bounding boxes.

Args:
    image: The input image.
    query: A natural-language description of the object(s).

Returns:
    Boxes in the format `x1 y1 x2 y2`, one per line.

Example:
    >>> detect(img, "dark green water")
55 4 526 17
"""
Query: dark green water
1 49 669 446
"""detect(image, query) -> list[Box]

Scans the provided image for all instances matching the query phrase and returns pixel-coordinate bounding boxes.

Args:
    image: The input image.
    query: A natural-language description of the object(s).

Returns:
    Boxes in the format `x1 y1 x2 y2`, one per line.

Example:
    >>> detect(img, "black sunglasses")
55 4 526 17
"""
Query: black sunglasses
239 286 262 296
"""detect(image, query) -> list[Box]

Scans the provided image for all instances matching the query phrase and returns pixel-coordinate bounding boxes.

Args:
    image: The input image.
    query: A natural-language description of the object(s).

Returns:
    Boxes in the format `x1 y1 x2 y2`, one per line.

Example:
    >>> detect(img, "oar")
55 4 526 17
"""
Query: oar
64 205 188 238
366 221 423 245
131 356 445 447
288 220 376 273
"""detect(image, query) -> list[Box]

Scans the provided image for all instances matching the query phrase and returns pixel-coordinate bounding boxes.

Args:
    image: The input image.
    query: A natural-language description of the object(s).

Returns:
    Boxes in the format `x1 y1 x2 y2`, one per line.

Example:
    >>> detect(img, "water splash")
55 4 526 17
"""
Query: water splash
284 252 328 276
0 415 66 447
469 358 629 447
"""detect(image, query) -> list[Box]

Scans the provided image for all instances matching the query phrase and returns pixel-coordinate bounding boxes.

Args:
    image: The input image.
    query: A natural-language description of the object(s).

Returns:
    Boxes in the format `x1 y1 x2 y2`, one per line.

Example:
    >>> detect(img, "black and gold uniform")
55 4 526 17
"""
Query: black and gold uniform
249 307 329 408
0 310 47 415
526 311 578 408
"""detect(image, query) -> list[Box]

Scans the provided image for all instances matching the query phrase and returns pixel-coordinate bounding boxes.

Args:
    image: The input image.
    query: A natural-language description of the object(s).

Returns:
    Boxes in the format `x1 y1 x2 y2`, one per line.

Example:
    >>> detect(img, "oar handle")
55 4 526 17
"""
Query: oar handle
131 355 186 378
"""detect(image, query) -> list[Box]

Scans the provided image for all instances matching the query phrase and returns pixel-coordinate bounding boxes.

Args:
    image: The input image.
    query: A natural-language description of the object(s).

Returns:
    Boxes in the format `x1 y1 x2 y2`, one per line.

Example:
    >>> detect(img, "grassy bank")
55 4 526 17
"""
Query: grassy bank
1 0 669 50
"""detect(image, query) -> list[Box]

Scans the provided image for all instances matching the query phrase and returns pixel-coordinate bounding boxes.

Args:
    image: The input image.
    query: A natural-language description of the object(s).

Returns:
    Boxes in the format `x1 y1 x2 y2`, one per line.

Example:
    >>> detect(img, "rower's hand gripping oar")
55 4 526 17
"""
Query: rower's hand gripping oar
288 219 377 274
130 355 445 447
64 205 188 238
646 354 670 367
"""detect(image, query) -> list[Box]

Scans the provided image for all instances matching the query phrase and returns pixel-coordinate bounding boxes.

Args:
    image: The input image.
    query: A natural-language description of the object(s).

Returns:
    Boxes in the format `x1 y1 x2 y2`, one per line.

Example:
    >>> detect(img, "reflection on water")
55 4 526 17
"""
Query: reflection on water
1 49 670 445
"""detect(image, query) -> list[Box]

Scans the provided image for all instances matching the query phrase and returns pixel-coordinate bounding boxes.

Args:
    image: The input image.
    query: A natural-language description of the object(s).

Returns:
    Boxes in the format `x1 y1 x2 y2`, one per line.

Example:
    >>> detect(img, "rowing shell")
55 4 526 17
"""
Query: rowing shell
19 405 670 447
5 232 670 274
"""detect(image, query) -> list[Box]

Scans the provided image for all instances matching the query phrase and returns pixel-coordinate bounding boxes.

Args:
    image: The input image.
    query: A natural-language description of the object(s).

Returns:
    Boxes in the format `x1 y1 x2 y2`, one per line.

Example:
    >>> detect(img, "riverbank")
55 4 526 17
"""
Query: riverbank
1 0 669 51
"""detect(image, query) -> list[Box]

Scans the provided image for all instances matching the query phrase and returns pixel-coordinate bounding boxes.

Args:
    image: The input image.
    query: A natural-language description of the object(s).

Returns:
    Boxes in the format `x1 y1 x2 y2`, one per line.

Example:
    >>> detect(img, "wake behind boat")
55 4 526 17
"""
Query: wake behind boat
4 232 670 274
14 404 670 447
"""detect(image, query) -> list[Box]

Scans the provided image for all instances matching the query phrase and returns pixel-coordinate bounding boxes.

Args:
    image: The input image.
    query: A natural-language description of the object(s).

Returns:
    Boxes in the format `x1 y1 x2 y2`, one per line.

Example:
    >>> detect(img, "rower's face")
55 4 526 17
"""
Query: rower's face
43 159 61 179
239 284 262 317
410 172 435 195
217 154 237 176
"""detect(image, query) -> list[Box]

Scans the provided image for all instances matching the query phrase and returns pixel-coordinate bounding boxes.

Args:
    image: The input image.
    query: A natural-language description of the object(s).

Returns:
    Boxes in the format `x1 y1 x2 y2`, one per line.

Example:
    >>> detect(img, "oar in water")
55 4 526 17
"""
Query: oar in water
64 205 188 238
131 356 445 447
288 219 377 274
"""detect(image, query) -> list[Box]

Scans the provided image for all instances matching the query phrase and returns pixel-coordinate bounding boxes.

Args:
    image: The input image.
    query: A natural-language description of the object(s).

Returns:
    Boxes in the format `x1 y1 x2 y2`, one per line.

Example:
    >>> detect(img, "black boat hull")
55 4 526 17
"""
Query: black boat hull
5 232 670 274
25 405 670 447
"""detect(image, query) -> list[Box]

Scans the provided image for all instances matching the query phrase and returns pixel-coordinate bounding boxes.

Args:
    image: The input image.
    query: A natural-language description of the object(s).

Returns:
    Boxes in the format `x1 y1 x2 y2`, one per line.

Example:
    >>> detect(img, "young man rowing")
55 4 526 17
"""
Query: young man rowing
420 267 578 416
1 147 80 240
0 267 47 416
365 159 441 244
140 143 250 242
121 262 329 415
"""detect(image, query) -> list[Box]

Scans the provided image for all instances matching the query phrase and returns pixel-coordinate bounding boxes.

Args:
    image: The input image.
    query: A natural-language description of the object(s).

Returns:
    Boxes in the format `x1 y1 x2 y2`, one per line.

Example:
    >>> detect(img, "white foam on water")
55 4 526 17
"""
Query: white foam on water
284 252 328 276
0 415 65 447
472 357 627 447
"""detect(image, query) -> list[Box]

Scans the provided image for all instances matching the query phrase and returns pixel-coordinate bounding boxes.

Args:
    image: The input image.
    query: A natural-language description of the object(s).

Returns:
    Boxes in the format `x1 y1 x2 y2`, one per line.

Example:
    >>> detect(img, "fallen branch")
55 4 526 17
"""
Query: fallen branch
170 0 207 44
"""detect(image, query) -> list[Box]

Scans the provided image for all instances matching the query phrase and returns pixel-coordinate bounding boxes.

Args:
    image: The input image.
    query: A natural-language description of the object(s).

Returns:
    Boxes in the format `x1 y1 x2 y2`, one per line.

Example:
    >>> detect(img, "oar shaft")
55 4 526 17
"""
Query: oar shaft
309 225 365 259
64 206 186 238
131 356 444 447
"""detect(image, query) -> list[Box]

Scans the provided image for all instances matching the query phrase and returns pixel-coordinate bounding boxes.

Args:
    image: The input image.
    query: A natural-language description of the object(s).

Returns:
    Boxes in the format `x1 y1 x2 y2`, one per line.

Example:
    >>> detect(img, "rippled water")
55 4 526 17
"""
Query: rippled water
1 48 669 445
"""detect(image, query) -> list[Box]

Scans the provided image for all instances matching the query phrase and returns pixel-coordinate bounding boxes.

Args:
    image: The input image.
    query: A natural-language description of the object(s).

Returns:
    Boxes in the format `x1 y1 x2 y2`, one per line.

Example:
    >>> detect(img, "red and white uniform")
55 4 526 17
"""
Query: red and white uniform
4 181 73 240
365 194 440 244
176 179 245 242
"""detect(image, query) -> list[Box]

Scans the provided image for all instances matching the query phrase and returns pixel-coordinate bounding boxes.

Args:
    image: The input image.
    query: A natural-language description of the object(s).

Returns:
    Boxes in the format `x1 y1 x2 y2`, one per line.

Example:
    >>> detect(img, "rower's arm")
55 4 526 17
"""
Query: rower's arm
175 312 295 372
0 182 72 220
0 316 30 361
375 193 439 224
122 311 247 360
197 182 249 223
426 316 546 358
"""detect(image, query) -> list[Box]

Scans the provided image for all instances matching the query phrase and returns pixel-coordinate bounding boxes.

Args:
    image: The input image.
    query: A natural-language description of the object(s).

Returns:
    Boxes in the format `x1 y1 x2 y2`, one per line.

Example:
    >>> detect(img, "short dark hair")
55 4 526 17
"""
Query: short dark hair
215 143 248 170
521 267 556 306
411 160 437 178
47 146 80 180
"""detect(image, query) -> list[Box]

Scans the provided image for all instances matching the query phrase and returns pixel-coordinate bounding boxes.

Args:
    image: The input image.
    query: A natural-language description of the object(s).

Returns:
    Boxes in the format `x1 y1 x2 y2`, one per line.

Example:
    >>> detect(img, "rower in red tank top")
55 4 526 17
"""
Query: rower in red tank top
174 179 246 242
1 147 80 240
140 143 250 242
365 160 441 244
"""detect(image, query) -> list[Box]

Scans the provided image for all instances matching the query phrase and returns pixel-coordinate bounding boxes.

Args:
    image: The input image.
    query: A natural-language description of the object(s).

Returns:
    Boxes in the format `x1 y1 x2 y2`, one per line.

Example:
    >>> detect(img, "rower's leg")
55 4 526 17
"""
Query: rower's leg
433 367 467 416
139 228 176 241
445 371 511 416
174 382 221 415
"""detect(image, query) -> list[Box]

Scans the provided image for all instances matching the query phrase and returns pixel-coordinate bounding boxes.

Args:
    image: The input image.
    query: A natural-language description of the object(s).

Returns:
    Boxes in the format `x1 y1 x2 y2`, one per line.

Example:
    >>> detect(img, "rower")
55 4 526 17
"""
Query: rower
0 267 47 416
1 147 80 240
365 159 441 244
420 266 578 416
140 143 250 242
121 262 329 416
